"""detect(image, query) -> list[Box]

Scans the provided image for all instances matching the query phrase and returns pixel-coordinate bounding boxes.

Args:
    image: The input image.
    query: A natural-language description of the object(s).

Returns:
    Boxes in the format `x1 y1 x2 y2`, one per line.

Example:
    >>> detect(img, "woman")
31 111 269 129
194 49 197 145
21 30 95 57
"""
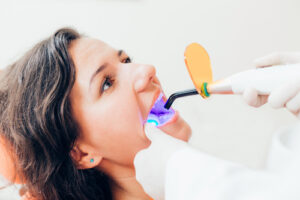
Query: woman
0 28 191 200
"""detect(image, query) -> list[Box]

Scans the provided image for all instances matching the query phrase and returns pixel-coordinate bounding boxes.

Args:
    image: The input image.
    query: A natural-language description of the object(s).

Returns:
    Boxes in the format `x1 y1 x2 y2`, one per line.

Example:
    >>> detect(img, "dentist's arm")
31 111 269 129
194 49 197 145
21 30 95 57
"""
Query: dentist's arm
243 52 300 118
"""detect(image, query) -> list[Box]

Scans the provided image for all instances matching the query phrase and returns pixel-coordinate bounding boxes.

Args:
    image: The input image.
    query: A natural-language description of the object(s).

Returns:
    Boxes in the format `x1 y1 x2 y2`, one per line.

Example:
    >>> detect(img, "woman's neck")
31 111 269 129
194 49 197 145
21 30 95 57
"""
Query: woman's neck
111 176 150 200
97 160 151 200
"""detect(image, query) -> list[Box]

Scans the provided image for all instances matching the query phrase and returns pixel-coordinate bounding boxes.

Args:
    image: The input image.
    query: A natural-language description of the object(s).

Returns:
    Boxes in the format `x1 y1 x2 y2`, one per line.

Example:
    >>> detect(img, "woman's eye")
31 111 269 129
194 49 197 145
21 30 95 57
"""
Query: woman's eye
101 77 113 93
123 57 132 63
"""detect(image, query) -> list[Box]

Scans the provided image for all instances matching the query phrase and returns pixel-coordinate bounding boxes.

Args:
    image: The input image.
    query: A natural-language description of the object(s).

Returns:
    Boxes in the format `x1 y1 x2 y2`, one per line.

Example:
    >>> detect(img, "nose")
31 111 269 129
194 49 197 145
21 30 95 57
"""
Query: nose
133 64 156 93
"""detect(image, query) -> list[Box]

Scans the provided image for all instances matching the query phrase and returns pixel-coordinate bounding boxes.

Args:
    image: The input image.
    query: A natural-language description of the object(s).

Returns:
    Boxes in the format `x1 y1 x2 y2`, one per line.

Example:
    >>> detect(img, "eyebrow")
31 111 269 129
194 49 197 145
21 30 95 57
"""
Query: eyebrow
89 50 124 89
89 64 107 89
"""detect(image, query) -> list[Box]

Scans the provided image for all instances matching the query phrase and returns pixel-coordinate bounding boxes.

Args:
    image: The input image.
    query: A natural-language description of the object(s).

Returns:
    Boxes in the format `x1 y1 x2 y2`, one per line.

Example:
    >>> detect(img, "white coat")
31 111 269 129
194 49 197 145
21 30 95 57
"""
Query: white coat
134 123 300 200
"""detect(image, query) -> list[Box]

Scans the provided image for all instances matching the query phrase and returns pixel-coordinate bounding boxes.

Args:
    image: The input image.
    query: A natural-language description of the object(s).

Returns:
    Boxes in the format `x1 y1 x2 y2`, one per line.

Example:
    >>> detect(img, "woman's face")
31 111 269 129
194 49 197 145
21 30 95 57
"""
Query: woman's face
69 38 191 167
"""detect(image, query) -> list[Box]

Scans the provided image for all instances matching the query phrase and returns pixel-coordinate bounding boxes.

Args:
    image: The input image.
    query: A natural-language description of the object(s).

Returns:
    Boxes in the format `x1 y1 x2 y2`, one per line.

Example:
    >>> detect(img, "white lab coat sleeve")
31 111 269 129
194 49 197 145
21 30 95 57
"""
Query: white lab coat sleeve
165 146 285 200
135 125 300 200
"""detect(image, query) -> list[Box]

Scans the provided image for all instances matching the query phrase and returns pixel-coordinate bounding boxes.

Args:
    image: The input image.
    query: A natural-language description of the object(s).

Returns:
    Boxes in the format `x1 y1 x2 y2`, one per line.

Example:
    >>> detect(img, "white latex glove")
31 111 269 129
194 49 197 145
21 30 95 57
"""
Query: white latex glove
134 124 188 200
243 52 300 117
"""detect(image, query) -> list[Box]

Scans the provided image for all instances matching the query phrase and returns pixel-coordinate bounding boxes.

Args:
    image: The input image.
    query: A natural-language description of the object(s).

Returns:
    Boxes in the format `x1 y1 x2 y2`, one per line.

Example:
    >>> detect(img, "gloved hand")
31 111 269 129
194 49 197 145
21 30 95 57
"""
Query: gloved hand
243 52 300 118
134 124 188 200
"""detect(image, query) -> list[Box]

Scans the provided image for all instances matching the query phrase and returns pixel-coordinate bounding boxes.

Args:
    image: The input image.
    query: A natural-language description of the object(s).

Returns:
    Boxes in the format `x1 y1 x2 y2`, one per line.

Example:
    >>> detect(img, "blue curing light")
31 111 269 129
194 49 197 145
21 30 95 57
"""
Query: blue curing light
146 93 175 127
146 119 159 126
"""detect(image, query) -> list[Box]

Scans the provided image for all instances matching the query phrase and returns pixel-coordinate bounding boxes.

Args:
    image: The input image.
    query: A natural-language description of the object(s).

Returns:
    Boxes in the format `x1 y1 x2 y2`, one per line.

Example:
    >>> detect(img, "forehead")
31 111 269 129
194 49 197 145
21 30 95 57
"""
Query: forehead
69 37 114 67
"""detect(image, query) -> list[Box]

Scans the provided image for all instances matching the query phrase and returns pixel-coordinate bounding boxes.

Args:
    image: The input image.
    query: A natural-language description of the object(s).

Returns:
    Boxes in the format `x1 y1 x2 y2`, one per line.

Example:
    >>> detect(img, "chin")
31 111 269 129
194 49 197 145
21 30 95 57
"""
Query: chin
159 115 192 142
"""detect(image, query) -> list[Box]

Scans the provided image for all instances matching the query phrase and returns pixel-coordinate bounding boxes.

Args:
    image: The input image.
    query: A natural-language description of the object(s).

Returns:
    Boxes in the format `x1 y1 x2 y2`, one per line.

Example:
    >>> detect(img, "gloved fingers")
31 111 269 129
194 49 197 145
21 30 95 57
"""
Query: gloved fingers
254 53 284 68
254 52 286 68
144 124 156 138
144 124 161 141
279 52 300 64
144 123 174 142
243 87 268 107
268 80 300 109
285 92 300 114
254 52 300 68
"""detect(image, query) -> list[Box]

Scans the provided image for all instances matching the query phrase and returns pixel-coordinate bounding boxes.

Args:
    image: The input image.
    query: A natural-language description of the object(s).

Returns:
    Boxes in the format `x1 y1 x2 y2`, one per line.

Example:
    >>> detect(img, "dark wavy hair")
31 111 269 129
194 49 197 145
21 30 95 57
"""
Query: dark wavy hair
0 28 112 200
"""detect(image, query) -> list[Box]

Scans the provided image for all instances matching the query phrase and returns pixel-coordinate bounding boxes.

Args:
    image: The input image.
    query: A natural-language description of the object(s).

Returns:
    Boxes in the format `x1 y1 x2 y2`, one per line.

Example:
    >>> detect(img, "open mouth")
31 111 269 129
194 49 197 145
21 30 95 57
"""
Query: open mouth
146 93 175 126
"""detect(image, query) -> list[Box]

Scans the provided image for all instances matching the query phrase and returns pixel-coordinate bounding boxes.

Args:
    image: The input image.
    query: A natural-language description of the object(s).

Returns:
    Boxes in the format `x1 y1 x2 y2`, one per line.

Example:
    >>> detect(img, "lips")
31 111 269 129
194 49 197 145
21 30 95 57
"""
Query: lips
146 93 176 126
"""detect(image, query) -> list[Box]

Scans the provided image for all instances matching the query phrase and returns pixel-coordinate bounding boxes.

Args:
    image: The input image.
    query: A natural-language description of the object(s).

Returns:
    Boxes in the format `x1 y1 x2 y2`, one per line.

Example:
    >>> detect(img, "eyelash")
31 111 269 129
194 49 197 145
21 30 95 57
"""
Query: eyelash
123 57 132 63
100 57 131 94
101 75 114 93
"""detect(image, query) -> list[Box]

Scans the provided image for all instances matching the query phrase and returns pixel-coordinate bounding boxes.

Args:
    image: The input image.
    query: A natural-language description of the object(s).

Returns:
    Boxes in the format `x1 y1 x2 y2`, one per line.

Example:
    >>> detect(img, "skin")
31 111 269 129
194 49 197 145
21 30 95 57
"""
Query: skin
0 136 20 183
69 37 191 200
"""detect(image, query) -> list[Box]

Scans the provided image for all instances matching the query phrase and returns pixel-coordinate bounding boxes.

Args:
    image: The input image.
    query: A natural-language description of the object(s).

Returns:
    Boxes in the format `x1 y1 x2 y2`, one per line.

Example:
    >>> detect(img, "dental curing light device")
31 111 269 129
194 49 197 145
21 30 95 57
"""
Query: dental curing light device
164 43 300 109
146 93 176 126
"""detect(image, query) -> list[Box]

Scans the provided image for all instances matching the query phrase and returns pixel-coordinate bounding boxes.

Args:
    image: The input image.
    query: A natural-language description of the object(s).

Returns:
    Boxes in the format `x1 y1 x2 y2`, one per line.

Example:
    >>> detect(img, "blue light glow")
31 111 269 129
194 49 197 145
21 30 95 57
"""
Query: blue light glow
146 119 159 126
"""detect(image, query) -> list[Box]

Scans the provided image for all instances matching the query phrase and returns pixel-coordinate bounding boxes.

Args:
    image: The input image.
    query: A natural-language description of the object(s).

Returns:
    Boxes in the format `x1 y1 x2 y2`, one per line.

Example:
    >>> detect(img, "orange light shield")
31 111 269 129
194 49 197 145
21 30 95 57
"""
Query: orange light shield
184 43 213 97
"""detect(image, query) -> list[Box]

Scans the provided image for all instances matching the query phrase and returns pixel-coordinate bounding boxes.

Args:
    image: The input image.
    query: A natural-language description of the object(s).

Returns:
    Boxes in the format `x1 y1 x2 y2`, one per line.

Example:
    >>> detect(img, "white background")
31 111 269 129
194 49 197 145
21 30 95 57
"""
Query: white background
0 0 300 199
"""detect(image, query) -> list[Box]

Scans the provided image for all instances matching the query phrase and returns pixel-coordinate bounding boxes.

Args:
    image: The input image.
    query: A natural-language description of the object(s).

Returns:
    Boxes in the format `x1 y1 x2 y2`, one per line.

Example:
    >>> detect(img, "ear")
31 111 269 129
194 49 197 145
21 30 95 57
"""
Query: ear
70 143 103 169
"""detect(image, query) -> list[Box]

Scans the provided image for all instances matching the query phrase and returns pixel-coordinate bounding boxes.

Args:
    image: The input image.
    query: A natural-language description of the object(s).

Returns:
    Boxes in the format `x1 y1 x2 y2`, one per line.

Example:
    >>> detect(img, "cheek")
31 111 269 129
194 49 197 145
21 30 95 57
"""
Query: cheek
82 95 149 164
